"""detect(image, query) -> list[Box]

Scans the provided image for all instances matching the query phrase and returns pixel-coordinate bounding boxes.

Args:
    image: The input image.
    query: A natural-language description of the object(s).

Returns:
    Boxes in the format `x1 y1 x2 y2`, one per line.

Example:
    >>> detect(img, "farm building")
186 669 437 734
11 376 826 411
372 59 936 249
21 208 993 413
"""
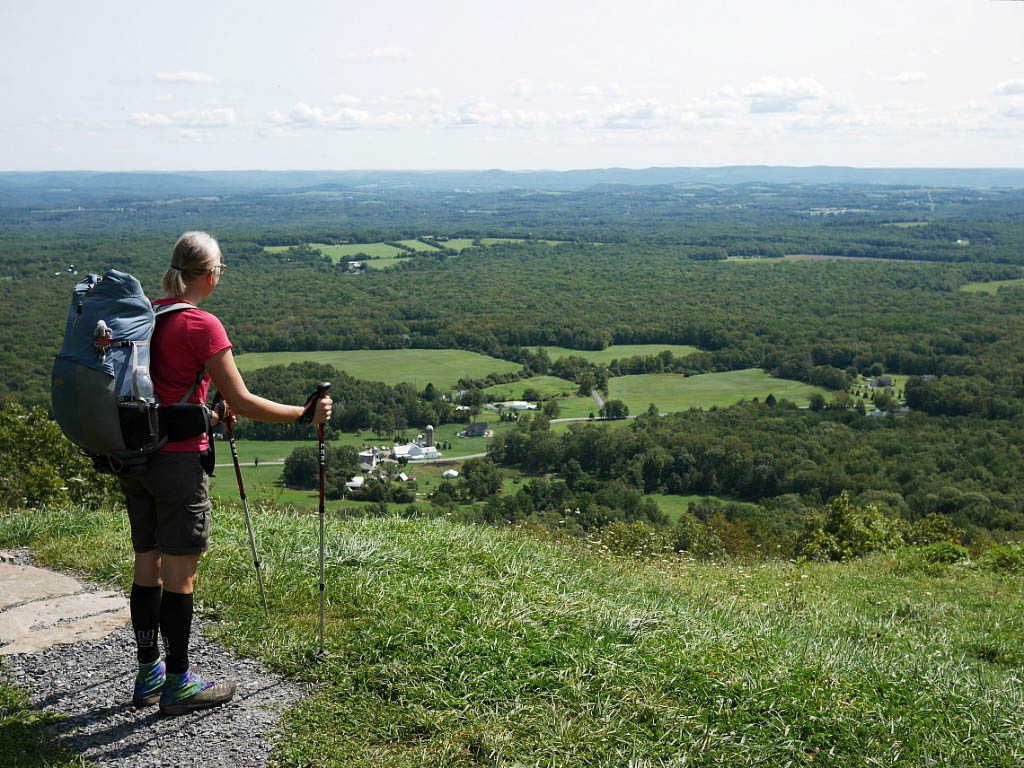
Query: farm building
345 476 365 491
442 469 459 479
461 422 489 438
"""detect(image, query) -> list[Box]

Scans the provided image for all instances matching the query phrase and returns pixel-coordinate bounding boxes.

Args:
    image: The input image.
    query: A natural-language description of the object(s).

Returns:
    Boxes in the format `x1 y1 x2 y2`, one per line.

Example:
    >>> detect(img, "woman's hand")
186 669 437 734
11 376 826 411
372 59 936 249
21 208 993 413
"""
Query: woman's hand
211 399 235 428
312 396 333 425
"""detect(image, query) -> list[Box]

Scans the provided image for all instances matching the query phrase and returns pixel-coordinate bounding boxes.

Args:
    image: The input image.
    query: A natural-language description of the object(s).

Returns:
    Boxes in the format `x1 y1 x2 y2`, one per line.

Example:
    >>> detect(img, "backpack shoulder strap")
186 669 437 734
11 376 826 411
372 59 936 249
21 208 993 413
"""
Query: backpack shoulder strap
154 302 196 317
154 302 206 404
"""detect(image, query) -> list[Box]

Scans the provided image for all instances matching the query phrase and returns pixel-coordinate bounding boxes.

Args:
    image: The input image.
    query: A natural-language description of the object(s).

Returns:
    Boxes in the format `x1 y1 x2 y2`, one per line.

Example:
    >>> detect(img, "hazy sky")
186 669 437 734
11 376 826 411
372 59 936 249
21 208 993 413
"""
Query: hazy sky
2 0 1022 171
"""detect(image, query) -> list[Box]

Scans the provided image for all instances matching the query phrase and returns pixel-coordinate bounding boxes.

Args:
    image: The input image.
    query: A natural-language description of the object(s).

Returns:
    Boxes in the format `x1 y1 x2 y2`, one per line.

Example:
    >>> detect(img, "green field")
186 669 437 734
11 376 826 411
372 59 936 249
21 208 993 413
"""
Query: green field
438 239 477 251
961 277 1024 294
647 493 760 523
362 256 412 270
233 348 523 389
265 242 406 262
542 344 701 364
553 395 600 419
395 239 440 252
481 375 578 400
608 369 833 413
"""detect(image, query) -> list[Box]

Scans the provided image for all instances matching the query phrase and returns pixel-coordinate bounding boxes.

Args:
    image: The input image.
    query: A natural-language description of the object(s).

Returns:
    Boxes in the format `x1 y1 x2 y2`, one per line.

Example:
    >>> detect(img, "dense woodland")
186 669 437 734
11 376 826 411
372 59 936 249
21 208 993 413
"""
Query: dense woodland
3 176 1024 556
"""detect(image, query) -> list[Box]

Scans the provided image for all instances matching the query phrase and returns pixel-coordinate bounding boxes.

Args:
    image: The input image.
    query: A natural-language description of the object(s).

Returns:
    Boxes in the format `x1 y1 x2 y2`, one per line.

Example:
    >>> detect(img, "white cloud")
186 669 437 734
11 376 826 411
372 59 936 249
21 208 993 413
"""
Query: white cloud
995 79 1024 95
1003 103 1024 120
510 79 534 97
606 81 624 97
155 94 175 103
268 102 411 130
543 81 569 94
130 108 236 128
400 87 441 101
888 71 928 84
602 99 670 129
580 85 604 98
331 93 360 105
155 71 215 84
744 76 826 113
341 46 410 61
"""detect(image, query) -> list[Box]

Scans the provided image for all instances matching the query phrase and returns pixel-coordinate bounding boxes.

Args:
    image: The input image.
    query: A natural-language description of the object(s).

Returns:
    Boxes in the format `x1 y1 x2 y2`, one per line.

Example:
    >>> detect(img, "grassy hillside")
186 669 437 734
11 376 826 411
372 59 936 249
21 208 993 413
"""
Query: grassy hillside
608 369 833 412
232 349 523 389
1 504 1022 767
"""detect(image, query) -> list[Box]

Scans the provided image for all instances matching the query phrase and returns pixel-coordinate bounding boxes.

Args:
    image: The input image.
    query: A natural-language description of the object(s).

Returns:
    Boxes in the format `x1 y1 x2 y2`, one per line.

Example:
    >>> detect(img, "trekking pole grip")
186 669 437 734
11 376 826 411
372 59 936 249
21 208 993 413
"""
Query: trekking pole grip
299 382 332 424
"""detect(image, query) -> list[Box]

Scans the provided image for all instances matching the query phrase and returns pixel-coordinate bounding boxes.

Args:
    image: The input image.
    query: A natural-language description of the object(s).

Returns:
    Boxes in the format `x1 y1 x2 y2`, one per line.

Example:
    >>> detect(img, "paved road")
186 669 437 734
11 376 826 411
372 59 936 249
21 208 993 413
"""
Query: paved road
591 389 605 409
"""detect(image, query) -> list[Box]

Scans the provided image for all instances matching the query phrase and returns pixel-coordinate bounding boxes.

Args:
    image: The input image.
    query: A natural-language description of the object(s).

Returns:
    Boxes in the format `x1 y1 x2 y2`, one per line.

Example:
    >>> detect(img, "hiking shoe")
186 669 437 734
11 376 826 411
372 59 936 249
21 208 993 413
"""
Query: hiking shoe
132 659 165 708
159 669 236 717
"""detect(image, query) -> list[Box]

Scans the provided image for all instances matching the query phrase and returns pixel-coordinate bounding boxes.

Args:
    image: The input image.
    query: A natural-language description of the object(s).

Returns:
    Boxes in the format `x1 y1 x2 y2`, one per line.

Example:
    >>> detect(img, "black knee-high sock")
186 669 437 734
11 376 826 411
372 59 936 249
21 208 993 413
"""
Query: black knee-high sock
130 583 162 665
160 590 194 675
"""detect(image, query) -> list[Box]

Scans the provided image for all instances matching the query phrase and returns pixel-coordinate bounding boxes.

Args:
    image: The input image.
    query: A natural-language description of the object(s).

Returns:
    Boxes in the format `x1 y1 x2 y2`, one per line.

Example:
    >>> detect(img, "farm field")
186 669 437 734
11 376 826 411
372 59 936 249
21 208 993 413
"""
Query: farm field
481 375 578 400
542 344 701 364
438 239 477 251
396 239 441 252
961 277 1024 294
232 348 523 389
647 493 759 523
362 256 412 270
608 368 833 413
553 395 601 419
264 242 406 261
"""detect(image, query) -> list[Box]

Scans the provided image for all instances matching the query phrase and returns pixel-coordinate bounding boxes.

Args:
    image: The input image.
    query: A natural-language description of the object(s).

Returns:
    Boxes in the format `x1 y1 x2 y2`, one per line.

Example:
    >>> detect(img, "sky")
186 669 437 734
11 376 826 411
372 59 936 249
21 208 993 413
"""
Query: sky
1 0 1022 171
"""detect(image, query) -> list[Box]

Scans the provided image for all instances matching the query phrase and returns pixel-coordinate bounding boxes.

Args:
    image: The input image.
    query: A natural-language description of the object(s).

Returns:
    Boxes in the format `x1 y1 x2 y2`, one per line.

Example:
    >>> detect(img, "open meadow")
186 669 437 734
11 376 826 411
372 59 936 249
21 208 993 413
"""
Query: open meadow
960 277 1024 294
608 368 833 413
232 348 523 389
544 344 700 364
3 507 1021 766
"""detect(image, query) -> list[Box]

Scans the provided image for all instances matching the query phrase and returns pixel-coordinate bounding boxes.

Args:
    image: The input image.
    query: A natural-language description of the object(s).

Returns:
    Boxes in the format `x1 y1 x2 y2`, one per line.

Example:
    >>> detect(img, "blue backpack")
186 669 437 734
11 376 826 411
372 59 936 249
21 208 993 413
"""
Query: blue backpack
51 270 212 477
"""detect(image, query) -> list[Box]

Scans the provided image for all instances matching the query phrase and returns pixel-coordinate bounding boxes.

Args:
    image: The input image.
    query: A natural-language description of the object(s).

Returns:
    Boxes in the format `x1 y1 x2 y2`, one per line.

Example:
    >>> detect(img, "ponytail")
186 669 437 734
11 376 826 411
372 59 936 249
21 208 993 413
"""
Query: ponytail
162 231 222 297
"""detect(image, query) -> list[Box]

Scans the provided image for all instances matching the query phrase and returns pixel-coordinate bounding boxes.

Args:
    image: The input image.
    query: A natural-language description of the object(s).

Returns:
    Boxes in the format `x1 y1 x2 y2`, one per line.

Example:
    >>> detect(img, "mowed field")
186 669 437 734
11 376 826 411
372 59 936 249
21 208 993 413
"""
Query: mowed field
961 277 1024 294
233 349 523 389
396 239 441 252
543 344 700 364
264 242 406 261
608 368 833 413
481 375 578 400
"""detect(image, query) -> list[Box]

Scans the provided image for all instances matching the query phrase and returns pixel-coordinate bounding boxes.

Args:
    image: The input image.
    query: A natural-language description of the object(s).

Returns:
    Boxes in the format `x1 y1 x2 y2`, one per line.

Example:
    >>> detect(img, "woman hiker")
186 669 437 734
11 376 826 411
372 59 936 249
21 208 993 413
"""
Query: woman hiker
119 231 332 716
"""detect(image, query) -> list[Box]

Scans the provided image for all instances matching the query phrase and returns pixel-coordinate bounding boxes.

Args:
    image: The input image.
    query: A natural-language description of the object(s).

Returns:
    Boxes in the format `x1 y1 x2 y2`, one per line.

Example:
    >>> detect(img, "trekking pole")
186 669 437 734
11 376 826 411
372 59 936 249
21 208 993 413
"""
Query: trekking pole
299 382 332 656
216 394 270 619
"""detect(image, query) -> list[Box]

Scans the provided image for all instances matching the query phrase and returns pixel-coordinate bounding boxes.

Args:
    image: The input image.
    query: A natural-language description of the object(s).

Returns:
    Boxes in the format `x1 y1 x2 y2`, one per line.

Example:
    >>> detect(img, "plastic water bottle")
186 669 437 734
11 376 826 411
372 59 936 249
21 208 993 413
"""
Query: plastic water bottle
133 367 154 403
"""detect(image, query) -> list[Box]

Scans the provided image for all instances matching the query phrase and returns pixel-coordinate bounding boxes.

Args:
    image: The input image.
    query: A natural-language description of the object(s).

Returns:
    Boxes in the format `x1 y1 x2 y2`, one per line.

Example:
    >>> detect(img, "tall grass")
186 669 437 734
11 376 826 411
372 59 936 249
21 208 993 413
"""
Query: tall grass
1 504 1022 766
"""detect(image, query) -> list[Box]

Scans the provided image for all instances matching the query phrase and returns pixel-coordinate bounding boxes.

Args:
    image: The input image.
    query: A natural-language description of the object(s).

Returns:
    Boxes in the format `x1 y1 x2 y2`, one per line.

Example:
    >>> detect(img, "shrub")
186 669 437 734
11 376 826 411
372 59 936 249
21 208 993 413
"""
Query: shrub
911 513 965 546
921 540 970 565
978 542 1024 574
597 520 669 559
0 400 118 510
796 491 907 562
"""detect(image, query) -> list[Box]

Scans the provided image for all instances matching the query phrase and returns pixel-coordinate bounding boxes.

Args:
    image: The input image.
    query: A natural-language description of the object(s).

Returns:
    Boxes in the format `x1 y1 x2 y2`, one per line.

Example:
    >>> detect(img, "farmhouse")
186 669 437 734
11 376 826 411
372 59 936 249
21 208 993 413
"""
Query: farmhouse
442 469 459 479
876 376 893 387
460 422 489 439
391 425 441 461
345 476 365 491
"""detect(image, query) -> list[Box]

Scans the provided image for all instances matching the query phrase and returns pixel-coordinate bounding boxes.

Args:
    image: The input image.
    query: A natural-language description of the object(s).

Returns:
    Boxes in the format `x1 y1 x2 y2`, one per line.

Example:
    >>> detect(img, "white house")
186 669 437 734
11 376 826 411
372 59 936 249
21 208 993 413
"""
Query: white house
442 469 459 479
345 476 365 491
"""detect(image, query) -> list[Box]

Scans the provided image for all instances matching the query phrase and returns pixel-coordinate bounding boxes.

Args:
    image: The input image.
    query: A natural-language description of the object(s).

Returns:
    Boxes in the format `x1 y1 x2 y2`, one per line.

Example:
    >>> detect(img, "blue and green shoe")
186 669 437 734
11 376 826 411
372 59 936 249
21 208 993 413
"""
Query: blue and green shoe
132 659 165 707
159 669 236 716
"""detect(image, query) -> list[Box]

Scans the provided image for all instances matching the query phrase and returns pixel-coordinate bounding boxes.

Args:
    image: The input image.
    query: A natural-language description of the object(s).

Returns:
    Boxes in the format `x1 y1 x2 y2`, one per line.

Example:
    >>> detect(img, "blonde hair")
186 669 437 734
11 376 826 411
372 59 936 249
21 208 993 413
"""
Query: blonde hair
162 231 222 297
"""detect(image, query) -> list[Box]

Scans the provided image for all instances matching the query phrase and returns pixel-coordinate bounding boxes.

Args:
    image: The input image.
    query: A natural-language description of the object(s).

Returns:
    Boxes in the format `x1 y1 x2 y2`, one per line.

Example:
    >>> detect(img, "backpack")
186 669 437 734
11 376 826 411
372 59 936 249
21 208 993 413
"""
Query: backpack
51 269 213 478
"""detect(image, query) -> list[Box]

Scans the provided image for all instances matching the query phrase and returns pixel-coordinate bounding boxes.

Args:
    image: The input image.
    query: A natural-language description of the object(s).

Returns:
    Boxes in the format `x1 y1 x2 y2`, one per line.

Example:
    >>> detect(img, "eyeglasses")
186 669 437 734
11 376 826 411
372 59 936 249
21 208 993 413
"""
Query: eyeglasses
212 264 227 275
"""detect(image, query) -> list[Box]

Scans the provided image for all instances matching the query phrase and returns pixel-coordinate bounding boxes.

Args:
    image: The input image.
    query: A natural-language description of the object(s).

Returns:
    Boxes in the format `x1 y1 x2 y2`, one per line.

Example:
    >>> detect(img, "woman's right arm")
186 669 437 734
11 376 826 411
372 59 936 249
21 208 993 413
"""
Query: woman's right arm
204 348 331 424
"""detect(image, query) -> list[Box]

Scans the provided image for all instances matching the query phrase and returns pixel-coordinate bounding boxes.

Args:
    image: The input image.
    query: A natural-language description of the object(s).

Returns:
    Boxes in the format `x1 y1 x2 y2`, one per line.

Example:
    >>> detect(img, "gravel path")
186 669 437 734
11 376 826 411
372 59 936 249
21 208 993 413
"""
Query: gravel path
1 549 306 767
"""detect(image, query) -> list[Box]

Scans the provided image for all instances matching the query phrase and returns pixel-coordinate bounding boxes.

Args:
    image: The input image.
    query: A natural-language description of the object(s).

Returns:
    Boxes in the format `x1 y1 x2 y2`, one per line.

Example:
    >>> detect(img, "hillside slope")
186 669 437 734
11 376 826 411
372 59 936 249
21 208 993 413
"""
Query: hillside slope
1 505 1022 767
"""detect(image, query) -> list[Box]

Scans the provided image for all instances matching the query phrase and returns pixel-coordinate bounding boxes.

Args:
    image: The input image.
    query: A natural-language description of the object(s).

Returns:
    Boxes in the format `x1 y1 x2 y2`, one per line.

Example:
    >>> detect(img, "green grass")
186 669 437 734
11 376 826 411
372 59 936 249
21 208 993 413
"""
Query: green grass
437 239 477 251
608 369 833 413
480 375 578 400
543 344 700 364
395 239 440 252
233 349 523 389
554 395 601 419
0 675 87 767
264 242 407 262
2 505 1022 766
361 256 412 270
961 278 1024 294
647 493 759 522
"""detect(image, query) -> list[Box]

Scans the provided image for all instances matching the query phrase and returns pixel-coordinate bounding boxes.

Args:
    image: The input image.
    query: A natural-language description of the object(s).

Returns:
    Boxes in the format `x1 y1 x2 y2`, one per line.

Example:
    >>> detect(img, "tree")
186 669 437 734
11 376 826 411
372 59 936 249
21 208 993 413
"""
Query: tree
542 398 561 419
602 399 629 420
458 457 502 500
808 393 826 411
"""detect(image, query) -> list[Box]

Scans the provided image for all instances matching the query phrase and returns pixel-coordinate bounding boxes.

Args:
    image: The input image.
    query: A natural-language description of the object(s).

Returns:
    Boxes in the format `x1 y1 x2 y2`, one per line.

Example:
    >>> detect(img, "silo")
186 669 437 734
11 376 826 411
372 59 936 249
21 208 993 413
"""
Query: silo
426 425 435 447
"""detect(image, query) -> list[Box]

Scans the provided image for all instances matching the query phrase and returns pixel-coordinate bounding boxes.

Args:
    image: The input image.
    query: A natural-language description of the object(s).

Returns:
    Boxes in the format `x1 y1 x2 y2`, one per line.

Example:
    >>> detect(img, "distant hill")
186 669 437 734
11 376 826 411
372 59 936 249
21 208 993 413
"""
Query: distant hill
2 166 1024 206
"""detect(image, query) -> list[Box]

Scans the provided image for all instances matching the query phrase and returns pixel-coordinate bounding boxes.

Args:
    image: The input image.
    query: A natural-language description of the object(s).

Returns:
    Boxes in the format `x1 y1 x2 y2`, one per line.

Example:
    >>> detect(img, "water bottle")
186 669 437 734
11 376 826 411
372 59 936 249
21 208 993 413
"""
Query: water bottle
133 366 154 403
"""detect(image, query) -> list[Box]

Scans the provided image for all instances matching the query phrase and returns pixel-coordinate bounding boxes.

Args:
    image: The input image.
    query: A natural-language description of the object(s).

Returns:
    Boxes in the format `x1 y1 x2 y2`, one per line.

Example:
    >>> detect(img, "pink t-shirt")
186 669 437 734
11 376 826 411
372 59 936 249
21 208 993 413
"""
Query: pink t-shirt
151 298 232 452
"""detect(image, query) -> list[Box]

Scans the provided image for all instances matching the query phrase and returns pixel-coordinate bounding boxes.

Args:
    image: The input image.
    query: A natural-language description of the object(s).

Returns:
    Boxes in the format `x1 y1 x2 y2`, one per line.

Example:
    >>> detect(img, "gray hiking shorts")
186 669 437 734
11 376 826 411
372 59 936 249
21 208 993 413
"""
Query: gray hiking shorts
119 451 211 556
